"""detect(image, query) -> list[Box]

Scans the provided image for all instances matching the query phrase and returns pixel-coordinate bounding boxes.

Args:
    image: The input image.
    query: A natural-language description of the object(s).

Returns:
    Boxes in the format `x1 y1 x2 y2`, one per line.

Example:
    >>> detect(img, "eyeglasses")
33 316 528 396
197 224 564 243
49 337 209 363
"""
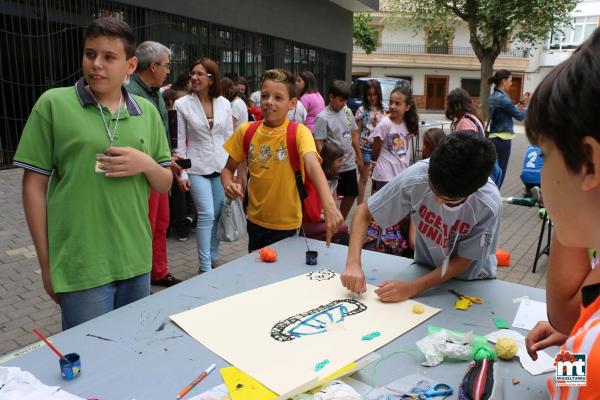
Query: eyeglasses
428 180 466 204
155 62 171 70
189 71 212 78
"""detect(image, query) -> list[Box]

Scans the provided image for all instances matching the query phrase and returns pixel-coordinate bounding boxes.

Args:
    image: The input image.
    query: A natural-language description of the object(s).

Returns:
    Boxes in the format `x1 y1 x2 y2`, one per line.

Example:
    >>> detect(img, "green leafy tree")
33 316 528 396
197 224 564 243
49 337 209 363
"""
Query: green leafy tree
383 0 578 119
353 13 378 55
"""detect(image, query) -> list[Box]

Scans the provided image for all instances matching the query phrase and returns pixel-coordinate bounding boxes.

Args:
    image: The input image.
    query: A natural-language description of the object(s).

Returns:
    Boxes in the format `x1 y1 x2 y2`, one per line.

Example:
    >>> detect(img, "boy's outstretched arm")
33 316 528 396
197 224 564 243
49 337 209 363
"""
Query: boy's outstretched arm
340 202 371 293
100 147 172 193
303 152 343 247
375 255 471 302
221 156 244 200
22 170 57 303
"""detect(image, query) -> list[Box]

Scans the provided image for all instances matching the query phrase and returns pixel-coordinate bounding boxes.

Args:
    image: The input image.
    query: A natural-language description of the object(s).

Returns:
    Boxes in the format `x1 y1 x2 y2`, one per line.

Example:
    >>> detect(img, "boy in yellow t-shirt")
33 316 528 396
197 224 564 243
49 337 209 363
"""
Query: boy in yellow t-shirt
222 69 343 251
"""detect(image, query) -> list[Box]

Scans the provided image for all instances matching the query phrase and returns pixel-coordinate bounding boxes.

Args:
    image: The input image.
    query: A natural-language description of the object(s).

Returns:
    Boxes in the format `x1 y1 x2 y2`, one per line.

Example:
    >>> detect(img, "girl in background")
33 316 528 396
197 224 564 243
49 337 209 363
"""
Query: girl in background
222 77 248 131
369 87 419 191
296 71 325 134
354 79 386 204
446 88 503 185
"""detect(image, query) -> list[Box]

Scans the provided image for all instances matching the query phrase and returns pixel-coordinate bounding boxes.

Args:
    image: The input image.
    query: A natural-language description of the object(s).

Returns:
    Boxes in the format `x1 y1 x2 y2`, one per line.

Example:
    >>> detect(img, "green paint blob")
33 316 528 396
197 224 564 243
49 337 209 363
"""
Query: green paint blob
362 331 381 341
314 359 330 371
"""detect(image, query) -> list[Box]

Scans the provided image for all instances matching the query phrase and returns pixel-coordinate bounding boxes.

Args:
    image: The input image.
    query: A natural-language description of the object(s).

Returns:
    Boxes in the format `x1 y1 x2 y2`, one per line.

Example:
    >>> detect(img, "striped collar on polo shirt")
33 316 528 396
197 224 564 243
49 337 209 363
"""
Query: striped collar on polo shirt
74 77 143 116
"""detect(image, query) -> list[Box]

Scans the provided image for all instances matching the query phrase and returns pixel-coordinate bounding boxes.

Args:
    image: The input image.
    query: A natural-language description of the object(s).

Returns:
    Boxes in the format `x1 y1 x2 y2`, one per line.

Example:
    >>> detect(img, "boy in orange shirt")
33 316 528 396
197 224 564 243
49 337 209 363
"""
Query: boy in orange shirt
524 28 600 399
221 69 343 251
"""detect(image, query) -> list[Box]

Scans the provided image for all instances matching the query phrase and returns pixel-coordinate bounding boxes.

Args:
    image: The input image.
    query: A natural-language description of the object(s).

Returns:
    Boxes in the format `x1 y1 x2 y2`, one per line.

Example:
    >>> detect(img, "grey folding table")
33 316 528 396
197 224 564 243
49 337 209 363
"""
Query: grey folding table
4 237 555 399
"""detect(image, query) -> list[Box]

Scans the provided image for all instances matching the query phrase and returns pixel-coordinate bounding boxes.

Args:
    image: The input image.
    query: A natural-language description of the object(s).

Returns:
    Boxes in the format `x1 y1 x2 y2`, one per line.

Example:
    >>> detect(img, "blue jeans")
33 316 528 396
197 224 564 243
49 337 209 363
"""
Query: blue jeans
491 137 512 189
189 174 225 272
59 273 150 330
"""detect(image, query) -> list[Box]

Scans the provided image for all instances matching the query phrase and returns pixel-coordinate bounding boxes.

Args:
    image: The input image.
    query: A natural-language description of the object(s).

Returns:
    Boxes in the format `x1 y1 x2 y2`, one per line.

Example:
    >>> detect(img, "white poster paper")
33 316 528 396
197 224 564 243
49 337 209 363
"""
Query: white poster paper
171 269 440 395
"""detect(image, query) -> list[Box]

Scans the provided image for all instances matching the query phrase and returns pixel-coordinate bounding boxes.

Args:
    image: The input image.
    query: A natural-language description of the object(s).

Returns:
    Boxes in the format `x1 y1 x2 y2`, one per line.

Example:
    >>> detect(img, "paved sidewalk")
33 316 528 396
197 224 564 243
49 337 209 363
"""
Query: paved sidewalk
0 118 549 358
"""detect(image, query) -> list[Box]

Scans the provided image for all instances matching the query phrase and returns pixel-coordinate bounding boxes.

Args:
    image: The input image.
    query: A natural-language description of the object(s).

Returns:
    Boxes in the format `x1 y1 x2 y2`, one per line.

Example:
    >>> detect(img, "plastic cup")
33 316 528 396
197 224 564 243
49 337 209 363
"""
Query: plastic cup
59 352 81 380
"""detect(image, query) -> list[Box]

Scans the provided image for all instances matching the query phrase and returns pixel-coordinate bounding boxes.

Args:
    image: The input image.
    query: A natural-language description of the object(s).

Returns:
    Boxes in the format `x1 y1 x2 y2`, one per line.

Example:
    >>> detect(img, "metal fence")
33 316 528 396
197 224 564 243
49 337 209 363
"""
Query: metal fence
0 0 346 168
353 43 529 58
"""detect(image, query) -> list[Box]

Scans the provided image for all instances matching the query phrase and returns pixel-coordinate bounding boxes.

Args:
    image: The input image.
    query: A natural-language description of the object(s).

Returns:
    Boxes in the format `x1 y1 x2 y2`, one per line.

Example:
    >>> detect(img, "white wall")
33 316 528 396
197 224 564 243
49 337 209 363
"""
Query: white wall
381 26 424 45
451 26 471 47
368 67 482 96
525 0 600 92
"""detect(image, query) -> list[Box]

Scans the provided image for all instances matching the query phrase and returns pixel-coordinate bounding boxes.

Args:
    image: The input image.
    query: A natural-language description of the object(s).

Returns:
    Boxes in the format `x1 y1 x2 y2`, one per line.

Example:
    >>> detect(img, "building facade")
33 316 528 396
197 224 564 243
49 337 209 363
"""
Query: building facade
525 0 600 92
352 13 529 111
0 0 377 168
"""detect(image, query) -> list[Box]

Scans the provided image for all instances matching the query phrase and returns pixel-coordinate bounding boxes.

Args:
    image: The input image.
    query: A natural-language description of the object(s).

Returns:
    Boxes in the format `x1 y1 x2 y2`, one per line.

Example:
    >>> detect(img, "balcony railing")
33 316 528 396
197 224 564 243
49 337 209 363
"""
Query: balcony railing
353 43 529 58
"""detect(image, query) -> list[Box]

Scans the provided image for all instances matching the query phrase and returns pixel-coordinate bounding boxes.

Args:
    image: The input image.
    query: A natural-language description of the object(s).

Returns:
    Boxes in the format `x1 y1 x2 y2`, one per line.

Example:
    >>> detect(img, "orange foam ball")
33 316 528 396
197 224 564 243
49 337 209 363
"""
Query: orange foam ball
496 248 511 267
260 247 278 262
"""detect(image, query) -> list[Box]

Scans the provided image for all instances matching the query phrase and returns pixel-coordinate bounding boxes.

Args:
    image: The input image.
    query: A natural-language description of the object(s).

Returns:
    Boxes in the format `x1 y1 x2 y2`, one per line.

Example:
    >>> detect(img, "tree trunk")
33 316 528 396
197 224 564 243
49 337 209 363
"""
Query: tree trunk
479 54 494 123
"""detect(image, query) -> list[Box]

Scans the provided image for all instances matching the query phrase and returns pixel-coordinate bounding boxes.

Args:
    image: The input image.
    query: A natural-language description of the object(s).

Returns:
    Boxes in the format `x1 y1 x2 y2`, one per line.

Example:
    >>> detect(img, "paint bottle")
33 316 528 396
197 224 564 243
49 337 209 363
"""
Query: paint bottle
59 353 81 380
306 250 318 265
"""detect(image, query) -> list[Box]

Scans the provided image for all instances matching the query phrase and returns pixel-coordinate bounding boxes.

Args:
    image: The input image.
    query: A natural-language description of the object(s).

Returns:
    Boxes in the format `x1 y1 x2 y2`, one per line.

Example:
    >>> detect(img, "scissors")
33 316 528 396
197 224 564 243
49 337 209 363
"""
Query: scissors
394 383 454 399
449 289 484 304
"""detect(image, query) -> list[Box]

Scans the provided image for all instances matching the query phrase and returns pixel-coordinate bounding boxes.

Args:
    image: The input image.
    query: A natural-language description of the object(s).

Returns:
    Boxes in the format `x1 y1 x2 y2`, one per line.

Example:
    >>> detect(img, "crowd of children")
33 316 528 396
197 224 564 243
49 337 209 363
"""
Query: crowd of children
13 16 599 398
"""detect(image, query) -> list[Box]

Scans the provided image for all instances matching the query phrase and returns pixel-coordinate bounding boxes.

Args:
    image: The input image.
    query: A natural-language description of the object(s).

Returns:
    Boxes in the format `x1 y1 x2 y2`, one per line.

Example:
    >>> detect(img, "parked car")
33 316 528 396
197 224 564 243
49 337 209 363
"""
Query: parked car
348 77 411 112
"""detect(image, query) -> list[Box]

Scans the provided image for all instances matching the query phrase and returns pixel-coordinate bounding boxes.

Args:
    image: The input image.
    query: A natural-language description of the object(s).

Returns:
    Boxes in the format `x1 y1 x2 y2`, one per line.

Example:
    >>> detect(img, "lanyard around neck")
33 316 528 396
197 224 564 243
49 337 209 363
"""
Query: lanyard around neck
88 88 123 146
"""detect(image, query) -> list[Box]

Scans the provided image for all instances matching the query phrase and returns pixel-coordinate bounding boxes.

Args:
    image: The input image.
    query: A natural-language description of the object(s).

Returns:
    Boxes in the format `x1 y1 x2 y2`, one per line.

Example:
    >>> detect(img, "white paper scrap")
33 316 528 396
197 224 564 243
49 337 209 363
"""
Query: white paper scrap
486 329 554 375
188 383 231 400
0 366 84 400
512 299 547 331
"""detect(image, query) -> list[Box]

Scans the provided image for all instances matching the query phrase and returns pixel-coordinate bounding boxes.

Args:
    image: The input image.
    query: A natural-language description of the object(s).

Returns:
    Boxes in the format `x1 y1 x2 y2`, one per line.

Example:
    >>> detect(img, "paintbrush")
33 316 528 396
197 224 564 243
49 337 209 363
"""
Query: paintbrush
33 328 67 361
300 225 311 252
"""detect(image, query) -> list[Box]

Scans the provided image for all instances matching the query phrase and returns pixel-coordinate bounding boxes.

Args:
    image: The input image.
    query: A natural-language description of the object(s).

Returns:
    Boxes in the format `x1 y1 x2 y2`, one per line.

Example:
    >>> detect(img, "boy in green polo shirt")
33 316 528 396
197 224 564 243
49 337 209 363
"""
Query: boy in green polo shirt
13 17 172 330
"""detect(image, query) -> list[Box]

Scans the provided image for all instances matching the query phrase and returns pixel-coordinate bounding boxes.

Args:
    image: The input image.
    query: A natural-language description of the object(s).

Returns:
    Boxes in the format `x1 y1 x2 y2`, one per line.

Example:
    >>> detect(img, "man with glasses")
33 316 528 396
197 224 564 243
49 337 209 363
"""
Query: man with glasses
341 131 501 302
127 41 181 287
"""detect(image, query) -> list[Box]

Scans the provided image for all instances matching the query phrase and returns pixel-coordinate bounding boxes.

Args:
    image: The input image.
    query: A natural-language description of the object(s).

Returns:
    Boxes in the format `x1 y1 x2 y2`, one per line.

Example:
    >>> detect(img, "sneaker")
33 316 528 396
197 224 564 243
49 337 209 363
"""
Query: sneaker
177 234 189 242
151 273 182 287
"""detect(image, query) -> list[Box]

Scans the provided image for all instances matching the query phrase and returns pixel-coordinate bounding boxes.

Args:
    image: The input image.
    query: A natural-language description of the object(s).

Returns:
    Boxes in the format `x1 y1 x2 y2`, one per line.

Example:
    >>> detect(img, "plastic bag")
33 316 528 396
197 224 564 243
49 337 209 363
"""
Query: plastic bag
216 197 246 242
416 328 474 367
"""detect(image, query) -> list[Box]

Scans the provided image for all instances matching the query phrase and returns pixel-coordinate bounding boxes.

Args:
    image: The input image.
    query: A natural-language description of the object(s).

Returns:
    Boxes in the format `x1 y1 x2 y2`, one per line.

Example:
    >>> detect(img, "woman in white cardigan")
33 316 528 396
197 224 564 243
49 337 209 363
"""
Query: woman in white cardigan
174 57 233 273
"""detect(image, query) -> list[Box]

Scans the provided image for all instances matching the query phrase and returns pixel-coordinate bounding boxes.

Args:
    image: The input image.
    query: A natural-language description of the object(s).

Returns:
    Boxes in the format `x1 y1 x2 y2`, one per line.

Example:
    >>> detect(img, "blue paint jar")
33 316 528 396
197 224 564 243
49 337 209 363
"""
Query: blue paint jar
306 250 318 265
59 353 81 380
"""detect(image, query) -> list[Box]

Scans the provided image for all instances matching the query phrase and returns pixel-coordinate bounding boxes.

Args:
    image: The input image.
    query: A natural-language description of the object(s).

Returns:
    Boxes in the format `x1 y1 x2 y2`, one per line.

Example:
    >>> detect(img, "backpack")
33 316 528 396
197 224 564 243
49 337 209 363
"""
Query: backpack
243 121 322 223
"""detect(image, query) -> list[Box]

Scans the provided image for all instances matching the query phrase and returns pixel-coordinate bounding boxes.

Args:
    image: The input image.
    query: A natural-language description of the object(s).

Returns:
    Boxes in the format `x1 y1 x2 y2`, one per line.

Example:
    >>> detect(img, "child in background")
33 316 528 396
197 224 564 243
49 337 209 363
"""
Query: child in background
303 142 349 243
221 69 343 251
369 86 419 192
222 77 249 131
408 127 446 251
314 80 363 220
421 128 446 159
296 71 325 134
355 79 386 204
520 144 543 197
288 99 307 124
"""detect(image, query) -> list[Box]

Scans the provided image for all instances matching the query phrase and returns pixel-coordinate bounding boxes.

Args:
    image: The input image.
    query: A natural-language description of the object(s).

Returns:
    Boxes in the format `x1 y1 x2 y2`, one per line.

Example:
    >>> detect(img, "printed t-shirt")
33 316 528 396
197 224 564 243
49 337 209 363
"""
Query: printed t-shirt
355 105 386 151
370 116 412 182
223 120 318 230
13 78 172 293
367 160 502 280
314 106 358 173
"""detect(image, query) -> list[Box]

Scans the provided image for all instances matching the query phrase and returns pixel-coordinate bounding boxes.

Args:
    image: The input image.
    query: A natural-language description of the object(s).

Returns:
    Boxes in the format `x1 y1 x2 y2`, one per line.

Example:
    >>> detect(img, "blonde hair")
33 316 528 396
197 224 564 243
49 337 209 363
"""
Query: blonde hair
260 69 296 98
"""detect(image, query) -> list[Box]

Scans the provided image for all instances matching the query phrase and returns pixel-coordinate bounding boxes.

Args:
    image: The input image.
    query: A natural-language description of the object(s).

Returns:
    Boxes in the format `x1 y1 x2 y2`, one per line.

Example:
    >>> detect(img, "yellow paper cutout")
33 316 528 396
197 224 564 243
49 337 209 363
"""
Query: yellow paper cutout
220 366 278 400
454 297 472 310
